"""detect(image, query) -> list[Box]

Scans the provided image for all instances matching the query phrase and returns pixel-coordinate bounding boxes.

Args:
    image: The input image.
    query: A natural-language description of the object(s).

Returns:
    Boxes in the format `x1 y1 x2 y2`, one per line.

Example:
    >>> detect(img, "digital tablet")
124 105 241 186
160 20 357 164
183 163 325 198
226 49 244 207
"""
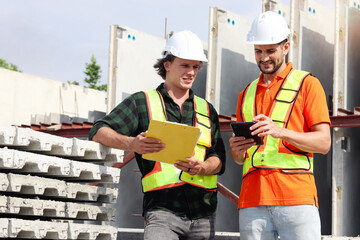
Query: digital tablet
230 122 264 145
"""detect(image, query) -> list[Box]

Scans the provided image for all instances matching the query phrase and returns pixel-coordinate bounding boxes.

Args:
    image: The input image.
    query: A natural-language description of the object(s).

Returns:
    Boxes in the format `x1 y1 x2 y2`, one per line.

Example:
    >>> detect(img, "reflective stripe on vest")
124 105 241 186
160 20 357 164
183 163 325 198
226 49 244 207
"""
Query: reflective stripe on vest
241 69 314 177
141 89 217 192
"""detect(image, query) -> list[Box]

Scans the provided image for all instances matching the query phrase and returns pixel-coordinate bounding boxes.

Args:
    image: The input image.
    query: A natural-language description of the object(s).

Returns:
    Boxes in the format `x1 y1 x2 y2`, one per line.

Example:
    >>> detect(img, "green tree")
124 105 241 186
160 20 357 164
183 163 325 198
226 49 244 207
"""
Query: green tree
84 55 107 91
0 58 22 72
67 80 79 85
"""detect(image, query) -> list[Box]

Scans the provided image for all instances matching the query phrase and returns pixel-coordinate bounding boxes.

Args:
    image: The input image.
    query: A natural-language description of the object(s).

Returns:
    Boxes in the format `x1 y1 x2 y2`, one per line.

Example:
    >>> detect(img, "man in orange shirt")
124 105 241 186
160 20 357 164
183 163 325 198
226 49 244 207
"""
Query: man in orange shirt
229 11 331 240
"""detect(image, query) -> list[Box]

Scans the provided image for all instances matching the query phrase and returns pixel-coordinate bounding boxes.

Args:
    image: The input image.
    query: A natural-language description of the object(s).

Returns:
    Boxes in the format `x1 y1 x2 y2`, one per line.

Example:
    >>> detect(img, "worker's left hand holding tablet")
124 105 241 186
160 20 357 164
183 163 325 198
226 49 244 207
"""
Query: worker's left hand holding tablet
130 131 165 154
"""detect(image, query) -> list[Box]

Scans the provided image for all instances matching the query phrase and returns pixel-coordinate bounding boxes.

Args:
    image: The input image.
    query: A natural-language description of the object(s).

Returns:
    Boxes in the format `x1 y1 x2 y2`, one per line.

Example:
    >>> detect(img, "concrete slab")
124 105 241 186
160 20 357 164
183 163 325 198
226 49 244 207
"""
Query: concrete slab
0 195 6 213
0 173 9 191
69 160 121 183
0 148 71 176
66 202 115 221
0 195 119 221
16 127 73 155
68 222 118 240
71 138 124 162
8 218 68 239
0 147 13 168
6 173 67 197
0 148 120 182
0 126 16 146
0 218 8 238
66 182 118 203
0 126 124 162
8 196 44 216
5 196 66 217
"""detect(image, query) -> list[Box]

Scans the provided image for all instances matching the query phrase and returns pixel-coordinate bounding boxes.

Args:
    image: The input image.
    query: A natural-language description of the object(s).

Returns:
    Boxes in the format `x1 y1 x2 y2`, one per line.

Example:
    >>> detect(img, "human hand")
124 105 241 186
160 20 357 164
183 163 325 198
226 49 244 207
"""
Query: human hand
229 133 256 158
130 132 165 154
252 114 284 139
174 157 204 175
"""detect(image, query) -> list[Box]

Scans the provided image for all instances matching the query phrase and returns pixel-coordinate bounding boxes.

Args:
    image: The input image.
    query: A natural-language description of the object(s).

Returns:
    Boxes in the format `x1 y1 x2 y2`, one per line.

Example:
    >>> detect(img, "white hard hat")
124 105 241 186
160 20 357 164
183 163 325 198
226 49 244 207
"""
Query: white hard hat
246 11 291 45
162 30 208 62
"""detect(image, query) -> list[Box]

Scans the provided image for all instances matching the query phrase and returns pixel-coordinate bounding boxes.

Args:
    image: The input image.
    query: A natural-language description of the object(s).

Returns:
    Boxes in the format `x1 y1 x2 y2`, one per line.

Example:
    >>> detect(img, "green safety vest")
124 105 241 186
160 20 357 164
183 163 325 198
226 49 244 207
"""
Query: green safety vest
241 69 314 177
141 89 217 192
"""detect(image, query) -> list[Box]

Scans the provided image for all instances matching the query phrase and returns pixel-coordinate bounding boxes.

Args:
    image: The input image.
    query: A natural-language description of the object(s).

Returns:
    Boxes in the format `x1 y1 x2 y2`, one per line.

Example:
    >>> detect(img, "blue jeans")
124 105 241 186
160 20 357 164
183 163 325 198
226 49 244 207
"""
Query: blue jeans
144 210 215 240
239 205 321 240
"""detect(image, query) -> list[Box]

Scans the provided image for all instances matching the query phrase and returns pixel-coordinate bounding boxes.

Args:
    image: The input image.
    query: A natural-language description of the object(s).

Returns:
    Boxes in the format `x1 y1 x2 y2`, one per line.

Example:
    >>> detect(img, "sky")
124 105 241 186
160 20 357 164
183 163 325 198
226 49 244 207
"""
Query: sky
0 0 334 87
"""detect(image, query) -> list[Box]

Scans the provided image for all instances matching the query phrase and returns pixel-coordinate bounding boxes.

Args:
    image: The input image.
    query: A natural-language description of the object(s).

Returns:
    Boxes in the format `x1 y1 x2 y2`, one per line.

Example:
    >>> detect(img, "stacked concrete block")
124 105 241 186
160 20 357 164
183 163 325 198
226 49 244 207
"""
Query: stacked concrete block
0 148 71 176
16 127 73 155
0 173 9 191
0 126 124 161
0 126 17 146
71 138 123 162
66 182 118 203
0 125 123 239
0 148 120 182
66 202 115 221
0 196 65 217
68 222 118 240
0 218 7 238
7 219 68 239
6 173 67 196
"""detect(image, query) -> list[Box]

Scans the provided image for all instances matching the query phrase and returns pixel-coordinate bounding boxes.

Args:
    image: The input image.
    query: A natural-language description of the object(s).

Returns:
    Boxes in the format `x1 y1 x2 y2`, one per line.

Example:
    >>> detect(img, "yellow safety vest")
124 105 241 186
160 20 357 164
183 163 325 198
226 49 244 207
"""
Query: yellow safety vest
141 89 217 192
241 69 314 177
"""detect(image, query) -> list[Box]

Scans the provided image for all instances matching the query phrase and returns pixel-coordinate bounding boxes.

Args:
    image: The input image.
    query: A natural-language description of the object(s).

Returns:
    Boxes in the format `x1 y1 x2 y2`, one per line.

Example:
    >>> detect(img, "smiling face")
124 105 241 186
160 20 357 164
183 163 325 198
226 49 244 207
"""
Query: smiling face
163 57 201 93
254 40 290 77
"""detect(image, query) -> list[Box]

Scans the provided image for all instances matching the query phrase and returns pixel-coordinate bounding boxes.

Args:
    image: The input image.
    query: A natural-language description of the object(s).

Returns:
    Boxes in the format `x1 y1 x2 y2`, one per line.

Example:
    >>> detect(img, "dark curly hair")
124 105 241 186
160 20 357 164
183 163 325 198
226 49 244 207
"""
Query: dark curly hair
153 53 204 80
153 54 176 80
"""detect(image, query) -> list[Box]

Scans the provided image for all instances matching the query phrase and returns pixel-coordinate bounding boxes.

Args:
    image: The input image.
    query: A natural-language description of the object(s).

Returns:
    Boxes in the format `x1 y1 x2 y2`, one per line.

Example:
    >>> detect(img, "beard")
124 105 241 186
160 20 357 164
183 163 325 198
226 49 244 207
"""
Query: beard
257 58 284 75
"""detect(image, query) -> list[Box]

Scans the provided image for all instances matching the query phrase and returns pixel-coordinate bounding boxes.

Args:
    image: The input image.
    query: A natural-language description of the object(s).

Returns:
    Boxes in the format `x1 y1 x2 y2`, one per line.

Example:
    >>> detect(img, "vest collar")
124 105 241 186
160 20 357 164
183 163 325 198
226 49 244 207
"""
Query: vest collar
258 62 294 88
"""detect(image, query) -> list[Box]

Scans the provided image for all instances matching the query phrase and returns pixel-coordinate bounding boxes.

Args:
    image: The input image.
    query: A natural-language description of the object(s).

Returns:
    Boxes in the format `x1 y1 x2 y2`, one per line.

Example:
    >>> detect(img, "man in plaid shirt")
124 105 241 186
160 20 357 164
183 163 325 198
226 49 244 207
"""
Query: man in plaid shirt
89 30 226 240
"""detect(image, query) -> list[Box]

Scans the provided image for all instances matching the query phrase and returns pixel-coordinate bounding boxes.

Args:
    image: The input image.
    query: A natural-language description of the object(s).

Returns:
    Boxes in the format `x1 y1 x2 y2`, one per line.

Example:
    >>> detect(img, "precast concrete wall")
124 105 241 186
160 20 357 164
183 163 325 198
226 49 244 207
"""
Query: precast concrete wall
290 0 335 234
206 7 258 116
0 68 107 126
107 25 208 113
107 25 165 111
206 6 261 232
333 2 360 236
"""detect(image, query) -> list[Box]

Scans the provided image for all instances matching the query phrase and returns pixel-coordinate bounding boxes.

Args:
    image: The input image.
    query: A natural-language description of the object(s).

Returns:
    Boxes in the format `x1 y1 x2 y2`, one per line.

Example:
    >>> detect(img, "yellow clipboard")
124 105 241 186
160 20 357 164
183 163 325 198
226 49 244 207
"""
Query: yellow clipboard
142 120 201 164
